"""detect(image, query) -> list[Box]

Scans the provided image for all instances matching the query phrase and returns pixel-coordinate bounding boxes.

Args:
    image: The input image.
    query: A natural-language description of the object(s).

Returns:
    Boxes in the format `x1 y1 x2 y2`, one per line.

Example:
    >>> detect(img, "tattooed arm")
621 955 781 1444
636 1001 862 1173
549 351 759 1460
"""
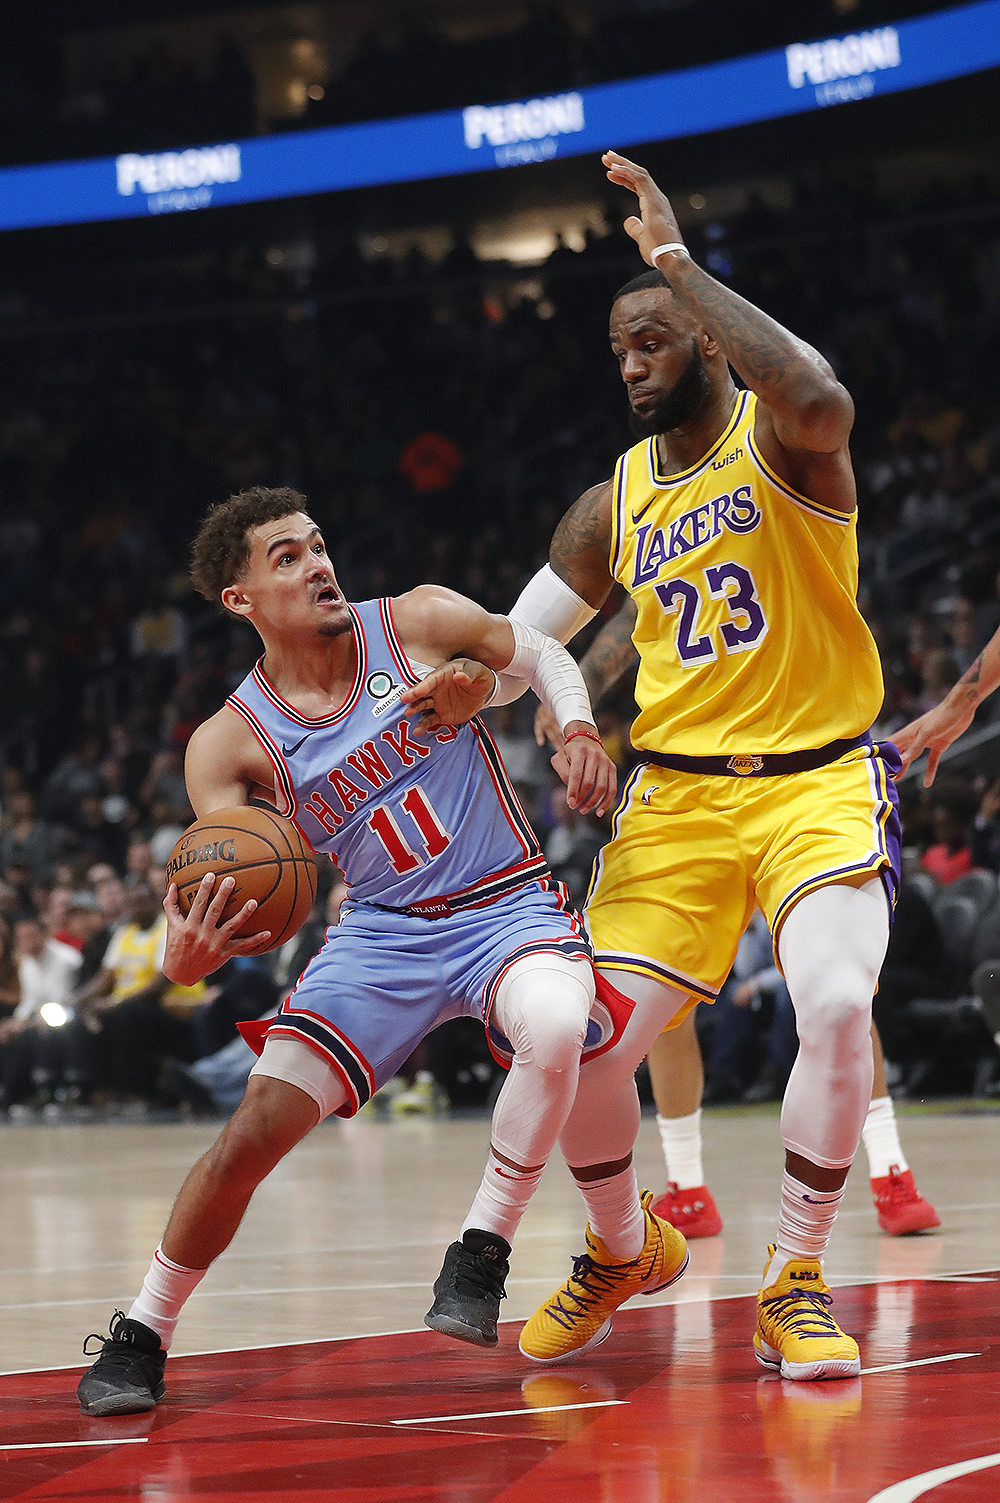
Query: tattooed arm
548 478 617 606
579 596 639 706
603 150 855 514
894 630 1000 785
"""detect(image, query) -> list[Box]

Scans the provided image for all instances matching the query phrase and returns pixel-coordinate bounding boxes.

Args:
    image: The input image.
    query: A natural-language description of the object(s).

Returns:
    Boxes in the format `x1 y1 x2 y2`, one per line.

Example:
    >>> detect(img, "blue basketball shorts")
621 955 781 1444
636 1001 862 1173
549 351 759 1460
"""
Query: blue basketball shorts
254 882 592 1116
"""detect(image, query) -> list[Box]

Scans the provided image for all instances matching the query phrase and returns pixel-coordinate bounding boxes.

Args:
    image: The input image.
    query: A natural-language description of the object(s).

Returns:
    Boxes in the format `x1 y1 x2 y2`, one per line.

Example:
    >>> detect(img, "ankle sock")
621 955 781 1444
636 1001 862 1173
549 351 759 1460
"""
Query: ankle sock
128 1244 208 1350
574 1164 646 1260
655 1108 704 1189
862 1096 908 1180
461 1149 544 1244
765 1171 845 1282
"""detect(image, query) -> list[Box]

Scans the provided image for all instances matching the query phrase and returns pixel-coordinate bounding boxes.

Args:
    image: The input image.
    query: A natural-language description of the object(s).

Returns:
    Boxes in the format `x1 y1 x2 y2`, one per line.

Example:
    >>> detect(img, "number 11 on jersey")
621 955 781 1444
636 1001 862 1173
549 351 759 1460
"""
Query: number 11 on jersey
367 786 452 875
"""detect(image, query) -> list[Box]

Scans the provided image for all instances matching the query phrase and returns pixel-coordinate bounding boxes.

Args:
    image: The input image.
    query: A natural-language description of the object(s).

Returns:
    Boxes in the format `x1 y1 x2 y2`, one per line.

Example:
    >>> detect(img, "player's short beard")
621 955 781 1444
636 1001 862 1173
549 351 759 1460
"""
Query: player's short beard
318 616 352 639
628 340 712 439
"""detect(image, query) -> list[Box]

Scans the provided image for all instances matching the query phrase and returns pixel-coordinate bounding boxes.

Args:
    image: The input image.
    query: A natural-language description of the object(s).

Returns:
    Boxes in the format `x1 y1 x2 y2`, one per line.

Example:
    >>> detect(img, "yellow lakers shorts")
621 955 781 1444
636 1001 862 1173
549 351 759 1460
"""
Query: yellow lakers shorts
585 742 901 1029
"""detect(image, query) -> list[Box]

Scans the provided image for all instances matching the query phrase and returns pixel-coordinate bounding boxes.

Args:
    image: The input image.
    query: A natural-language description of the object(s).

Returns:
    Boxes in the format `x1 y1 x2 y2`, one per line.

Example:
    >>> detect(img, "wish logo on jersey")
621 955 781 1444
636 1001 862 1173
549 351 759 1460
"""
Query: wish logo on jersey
486 970 633 1070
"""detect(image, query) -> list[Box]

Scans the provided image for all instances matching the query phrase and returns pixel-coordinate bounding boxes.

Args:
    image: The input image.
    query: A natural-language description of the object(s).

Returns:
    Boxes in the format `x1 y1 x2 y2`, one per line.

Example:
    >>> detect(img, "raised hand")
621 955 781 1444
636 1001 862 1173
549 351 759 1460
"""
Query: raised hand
602 150 686 266
401 658 496 733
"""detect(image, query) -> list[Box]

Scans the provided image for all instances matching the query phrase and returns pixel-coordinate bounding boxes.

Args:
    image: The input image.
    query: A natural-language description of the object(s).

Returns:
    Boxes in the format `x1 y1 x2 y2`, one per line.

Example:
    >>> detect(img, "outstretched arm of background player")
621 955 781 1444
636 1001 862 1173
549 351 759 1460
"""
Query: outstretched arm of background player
394 586 616 815
603 151 855 513
162 708 278 986
894 629 1000 785
535 595 639 753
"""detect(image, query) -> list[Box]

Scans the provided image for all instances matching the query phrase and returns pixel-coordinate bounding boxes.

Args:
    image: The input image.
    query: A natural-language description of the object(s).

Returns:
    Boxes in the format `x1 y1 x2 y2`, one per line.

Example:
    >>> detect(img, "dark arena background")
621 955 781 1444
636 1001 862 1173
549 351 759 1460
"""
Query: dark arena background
1 1 1000 1498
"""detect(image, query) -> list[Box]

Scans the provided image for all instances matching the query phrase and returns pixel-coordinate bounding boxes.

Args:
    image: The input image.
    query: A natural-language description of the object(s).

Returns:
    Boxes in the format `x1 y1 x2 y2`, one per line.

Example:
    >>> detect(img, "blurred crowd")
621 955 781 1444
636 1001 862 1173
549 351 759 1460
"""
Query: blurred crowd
1 155 1000 1115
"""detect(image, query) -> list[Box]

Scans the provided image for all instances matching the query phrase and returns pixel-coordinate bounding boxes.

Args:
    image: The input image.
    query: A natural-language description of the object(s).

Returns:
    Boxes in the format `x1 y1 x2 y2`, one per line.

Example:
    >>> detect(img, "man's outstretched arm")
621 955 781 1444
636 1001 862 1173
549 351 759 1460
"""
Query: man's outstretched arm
603 150 855 510
895 628 1000 785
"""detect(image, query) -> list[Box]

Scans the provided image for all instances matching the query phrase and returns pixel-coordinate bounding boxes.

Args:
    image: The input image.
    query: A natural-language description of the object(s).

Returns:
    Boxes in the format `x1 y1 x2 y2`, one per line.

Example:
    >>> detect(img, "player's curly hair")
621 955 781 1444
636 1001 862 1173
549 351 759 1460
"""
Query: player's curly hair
190 486 311 601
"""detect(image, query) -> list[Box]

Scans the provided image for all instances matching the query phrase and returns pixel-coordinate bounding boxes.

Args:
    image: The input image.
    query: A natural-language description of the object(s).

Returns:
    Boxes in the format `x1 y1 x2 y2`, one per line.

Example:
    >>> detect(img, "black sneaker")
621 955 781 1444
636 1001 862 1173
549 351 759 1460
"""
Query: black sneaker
77 1312 167 1416
424 1229 511 1347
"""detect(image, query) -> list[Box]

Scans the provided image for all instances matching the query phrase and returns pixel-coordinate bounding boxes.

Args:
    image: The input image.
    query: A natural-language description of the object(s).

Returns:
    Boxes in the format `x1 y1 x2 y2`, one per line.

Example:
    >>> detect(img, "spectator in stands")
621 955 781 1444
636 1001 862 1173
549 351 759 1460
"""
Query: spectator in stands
543 786 605 906
921 781 981 884
0 791 63 880
0 917 19 1017
973 778 1000 874
74 881 204 1104
1 915 82 1110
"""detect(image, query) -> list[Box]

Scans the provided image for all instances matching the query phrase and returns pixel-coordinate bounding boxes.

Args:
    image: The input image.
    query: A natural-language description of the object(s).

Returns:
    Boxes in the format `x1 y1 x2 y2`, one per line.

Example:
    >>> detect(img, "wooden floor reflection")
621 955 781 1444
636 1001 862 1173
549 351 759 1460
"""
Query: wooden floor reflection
1 1105 998 1499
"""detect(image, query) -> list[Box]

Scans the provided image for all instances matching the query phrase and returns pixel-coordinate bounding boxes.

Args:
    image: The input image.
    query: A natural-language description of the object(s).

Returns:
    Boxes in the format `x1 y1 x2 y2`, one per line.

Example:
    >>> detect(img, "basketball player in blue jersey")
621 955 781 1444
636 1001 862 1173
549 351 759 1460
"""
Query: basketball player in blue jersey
76 485 669 1418
403 151 907 1381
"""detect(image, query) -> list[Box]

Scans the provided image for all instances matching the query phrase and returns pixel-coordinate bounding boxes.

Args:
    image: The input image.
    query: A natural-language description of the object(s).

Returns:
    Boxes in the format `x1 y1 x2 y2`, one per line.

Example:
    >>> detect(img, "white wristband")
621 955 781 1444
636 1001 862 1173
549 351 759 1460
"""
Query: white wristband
482 668 501 708
651 242 689 265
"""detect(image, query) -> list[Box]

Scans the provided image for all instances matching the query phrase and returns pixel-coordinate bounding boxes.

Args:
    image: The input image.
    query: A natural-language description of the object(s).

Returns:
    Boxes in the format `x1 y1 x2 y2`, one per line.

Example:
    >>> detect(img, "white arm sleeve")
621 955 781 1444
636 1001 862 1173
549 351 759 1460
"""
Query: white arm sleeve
501 620 596 733
491 565 598 707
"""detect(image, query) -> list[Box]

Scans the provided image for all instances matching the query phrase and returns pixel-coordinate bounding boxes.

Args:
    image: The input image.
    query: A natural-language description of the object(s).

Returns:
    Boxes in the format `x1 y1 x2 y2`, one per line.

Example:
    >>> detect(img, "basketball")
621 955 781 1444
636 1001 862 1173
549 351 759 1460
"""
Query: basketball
165 805 317 951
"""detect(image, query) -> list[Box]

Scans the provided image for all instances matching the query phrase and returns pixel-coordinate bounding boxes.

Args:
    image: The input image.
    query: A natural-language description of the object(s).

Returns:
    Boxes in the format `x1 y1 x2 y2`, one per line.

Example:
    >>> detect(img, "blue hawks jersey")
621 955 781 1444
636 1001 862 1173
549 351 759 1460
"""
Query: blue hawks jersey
227 597 548 913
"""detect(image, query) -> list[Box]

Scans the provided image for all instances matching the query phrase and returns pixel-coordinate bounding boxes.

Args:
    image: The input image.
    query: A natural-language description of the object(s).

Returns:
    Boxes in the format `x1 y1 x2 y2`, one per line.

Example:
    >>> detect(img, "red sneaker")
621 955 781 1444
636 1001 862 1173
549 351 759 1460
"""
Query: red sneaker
649 1182 722 1238
871 1166 941 1236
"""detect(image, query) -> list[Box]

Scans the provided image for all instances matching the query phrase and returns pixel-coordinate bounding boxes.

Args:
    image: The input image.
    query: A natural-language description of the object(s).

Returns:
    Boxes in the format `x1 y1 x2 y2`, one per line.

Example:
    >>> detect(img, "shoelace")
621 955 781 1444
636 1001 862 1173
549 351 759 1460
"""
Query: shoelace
876 1171 919 1207
455 1249 508 1303
82 1310 131 1358
761 1287 842 1342
543 1251 639 1331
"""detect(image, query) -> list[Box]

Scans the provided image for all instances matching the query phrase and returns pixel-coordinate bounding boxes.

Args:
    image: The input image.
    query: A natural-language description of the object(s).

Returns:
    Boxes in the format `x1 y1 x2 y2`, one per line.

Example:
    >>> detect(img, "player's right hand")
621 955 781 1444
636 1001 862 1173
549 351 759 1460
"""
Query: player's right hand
603 151 685 267
550 722 617 817
162 873 272 987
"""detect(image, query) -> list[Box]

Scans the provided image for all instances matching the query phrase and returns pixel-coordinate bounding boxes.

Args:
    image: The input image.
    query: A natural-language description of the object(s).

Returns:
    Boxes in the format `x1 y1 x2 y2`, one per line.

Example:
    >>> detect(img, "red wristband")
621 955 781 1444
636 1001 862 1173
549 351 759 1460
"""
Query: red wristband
563 726 602 746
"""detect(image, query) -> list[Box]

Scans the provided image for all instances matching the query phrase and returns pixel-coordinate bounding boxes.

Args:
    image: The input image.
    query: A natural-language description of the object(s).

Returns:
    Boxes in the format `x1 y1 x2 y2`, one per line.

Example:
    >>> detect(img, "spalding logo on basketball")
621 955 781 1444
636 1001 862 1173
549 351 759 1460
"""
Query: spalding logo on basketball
166 805 317 952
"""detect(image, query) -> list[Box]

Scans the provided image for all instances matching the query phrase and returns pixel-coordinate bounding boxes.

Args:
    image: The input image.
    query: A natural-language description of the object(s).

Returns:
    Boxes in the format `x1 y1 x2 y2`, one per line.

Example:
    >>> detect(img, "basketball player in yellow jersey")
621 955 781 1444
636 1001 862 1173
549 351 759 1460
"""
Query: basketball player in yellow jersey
405 151 903 1380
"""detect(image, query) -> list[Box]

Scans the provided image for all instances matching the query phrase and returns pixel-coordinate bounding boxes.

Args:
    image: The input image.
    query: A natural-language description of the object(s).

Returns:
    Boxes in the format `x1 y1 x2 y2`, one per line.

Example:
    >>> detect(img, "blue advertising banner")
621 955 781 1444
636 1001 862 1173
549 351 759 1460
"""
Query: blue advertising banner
2 0 998 233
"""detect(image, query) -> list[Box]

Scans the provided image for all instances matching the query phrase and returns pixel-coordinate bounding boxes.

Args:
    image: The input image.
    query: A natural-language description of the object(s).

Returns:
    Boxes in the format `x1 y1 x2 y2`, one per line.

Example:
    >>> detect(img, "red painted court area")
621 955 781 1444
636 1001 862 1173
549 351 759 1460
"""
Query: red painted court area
3 1276 999 1502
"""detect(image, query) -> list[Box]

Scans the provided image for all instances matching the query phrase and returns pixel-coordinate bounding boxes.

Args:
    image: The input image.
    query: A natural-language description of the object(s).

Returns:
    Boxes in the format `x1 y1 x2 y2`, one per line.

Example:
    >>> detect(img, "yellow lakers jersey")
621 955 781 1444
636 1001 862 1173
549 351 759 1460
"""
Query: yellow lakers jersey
609 389 883 757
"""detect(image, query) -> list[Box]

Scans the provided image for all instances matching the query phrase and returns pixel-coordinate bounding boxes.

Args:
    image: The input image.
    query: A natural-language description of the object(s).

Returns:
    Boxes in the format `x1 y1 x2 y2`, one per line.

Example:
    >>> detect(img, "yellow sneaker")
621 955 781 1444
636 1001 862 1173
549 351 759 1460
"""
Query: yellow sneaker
519 1190 689 1364
754 1245 861 1381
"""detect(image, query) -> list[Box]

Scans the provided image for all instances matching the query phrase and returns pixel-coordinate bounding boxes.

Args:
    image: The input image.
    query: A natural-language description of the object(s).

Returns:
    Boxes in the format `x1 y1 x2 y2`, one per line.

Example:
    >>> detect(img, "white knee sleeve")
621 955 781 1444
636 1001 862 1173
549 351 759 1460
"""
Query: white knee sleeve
490 954 594 1074
778 879 888 1168
559 968 689 1168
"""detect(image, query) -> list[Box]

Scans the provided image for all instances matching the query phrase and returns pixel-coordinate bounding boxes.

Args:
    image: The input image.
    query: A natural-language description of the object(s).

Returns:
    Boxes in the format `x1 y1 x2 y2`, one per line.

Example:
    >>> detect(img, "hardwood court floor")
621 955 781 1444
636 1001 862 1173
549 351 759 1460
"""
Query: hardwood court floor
1 1105 999 1500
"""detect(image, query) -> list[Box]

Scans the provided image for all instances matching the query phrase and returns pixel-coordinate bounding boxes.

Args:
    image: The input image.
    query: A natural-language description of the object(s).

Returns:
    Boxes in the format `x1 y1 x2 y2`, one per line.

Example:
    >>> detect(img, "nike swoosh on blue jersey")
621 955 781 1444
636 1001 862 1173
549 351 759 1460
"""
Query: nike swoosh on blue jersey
631 500 654 523
281 734 311 756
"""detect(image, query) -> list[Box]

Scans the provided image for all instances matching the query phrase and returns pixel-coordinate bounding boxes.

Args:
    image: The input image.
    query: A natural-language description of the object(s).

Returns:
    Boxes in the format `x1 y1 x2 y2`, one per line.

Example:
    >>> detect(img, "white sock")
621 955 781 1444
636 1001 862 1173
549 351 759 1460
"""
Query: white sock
656 1108 704 1189
862 1095 908 1179
128 1243 208 1350
766 1172 845 1282
574 1164 646 1260
461 1149 542 1245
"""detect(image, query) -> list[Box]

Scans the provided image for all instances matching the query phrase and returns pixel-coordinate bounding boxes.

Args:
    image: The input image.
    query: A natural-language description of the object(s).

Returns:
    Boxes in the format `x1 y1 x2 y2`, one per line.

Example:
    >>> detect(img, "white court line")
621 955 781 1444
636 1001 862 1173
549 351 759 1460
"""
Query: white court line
392 1400 626 1426
860 1352 978 1376
0 1438 148 1452
866 1451 1000 1502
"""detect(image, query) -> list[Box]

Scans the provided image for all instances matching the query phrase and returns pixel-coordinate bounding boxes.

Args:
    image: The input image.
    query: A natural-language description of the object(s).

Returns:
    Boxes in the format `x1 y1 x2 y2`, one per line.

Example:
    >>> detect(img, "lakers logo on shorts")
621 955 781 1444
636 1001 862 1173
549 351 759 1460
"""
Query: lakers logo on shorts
727 754 764 776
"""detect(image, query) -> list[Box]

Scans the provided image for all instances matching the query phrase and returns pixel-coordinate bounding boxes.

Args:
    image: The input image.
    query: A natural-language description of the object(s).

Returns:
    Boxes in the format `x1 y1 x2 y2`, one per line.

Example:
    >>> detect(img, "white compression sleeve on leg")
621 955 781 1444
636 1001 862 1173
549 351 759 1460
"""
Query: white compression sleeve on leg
461 954 593 1243
502 619 595 732
778 879 888 1169
490 565 598 706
